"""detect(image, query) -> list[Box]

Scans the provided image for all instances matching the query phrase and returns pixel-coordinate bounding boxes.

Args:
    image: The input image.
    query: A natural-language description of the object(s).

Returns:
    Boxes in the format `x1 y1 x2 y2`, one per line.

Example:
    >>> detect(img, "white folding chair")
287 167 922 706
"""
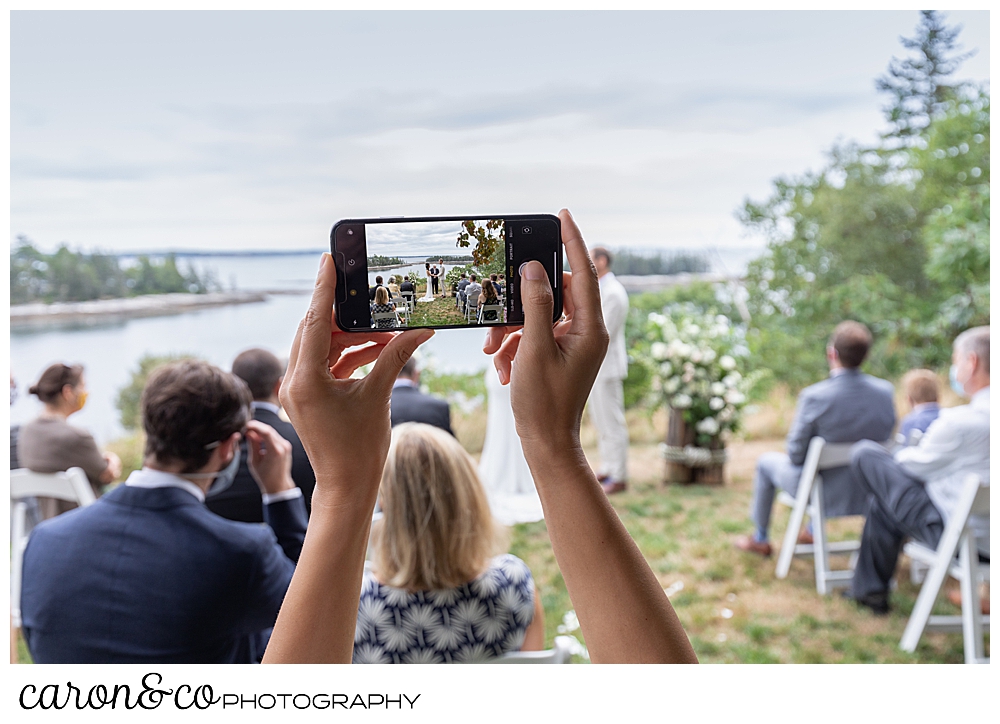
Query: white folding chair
371 310 398 329
465 300 480 323
775 437 863 594
477 304 503 324
390 297 409 325
10 467 96 628
401 292 415 313
494 636 576 664
900 475 989 664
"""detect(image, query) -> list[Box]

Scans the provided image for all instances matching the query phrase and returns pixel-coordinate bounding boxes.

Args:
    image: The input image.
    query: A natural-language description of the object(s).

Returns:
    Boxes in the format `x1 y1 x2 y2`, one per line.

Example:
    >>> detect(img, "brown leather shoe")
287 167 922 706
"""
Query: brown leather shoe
797 530 814 545
601 480 627 495
947 589 990 615
735 535 773 557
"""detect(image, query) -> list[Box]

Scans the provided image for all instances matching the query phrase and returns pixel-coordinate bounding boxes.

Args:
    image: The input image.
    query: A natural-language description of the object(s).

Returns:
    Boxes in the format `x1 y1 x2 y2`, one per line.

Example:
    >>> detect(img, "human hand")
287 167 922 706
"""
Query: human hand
245 420 295 495
102 451 122 481
280 253 434 508
490 209 608 450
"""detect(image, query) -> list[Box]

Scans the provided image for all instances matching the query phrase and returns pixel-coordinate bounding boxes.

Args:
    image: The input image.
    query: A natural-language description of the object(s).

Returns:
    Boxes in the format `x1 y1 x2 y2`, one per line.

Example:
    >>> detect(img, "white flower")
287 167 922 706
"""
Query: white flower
711 382 726 396
690 350 703 363
718 406 734 422
723 372 742 387
696 417 720 436
651 342 669 361
659 361 673 377
709 397 725 411
720 355 737 371
725 390 746 405
672 394 692 409
665 377 681 394
701 348 717 364
651 376 663 392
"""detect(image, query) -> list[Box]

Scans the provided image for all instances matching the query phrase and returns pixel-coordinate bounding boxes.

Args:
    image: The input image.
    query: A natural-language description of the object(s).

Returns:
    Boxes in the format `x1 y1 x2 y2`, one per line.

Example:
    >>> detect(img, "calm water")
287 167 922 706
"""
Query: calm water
10 255 493 444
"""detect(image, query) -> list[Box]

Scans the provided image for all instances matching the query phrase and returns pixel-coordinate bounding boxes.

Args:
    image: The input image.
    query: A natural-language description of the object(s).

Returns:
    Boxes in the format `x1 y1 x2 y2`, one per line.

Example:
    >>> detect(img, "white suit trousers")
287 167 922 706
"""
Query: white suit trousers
588 377 629 482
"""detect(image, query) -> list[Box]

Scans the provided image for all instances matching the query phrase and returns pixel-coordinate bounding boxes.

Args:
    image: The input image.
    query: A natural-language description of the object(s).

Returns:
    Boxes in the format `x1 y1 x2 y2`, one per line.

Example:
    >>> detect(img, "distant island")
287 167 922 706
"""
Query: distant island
425 255 474 263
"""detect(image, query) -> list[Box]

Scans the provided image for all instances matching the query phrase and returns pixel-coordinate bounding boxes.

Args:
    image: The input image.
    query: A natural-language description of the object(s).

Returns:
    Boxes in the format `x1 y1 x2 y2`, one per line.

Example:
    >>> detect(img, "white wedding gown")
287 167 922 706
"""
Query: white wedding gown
419 278 435 302
478 368 544 525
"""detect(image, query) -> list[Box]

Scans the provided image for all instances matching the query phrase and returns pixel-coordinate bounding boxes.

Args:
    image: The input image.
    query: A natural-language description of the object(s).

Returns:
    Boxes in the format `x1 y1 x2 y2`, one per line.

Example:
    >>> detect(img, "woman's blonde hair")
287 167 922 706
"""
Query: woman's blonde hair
374 286 390 305
373 423 503 590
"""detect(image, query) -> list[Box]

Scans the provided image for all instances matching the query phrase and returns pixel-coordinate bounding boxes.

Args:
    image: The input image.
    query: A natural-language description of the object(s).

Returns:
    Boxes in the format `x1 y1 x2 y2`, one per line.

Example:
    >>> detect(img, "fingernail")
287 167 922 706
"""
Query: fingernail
520 261 546 281
319 252 331 271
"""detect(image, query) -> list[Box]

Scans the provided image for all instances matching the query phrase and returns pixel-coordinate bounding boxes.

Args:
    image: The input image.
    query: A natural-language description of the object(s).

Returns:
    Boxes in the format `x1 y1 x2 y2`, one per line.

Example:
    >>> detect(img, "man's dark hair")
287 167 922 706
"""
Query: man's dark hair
591 247 613 268
398 357 418 379
142 360 251 472
403 275 409 281
490 273 497 282
29 363 84 404
375 275 383 285
232 348 284 400
470 274 477 281
829 321 873 369
460 273 467 278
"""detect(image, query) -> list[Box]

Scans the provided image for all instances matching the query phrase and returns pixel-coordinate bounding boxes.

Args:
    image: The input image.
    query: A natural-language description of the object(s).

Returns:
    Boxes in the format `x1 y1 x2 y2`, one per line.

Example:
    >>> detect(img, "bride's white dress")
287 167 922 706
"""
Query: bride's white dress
478 368 543 525
418 278 435 302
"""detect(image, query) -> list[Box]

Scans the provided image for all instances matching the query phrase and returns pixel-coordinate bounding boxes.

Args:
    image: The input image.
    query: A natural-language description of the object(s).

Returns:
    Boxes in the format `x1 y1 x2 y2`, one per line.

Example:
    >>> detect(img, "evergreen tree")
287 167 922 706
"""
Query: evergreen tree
876 10 975 143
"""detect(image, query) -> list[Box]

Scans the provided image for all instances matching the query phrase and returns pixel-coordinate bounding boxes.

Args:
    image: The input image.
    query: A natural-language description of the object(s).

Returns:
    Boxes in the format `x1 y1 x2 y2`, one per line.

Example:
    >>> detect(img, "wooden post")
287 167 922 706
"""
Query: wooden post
664 407 694 483
664 407 726 486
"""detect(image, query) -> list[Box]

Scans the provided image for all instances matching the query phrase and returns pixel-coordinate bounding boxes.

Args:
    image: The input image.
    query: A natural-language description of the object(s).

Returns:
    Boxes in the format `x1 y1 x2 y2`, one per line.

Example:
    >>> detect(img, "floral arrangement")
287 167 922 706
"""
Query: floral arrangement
639 305 755 447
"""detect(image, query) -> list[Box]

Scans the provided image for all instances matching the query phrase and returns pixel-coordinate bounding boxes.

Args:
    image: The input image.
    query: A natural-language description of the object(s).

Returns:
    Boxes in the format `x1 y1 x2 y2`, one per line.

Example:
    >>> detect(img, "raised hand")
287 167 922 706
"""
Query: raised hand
264 253 433 664
244 419 294 496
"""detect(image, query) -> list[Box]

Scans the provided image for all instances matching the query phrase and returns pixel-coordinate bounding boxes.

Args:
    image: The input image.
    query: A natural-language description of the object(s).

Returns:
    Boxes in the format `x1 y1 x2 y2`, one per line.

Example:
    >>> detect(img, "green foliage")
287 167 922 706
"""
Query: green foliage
740 84 989 389
456 219 506 277
10 237 218 304
368 254 404 267
444 264 474 292
608 249 710 276
426 255 472 263
116 354 198 429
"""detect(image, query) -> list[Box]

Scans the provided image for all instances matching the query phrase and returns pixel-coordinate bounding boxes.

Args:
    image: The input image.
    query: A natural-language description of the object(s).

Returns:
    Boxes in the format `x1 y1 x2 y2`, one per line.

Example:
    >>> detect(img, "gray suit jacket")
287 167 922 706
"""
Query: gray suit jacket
786 369 896 516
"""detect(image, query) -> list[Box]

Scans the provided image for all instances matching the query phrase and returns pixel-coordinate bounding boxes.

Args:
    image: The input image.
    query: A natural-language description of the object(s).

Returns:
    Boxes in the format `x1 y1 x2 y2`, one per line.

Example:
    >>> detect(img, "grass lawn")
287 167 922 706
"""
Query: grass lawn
508 437 983 663
408 295 469 327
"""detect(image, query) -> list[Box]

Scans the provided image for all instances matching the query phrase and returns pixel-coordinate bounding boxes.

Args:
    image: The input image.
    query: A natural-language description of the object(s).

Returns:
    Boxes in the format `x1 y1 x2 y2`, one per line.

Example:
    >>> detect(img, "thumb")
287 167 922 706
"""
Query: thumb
299 252 338 367
519 261 557 355
366 329 435 393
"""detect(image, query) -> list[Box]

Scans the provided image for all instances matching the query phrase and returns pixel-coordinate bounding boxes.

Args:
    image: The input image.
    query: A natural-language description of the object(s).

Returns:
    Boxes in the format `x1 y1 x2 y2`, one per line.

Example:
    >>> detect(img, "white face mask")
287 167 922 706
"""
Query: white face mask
185 435 242 496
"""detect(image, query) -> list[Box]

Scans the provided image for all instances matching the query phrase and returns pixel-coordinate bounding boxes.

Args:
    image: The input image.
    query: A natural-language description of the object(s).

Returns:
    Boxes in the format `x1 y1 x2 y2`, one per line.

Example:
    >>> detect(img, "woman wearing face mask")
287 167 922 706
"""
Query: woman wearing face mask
18 363 122 519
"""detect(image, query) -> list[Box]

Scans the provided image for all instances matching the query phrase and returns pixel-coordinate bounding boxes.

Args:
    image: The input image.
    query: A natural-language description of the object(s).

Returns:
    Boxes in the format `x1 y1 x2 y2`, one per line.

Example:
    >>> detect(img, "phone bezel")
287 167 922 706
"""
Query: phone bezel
330 214 562 333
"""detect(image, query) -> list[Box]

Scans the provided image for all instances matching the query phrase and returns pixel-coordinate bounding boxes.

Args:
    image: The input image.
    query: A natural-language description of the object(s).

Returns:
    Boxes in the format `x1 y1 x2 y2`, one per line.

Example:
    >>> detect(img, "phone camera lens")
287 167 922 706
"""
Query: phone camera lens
347 229 354 236
348 259 356 266
522 226 532 235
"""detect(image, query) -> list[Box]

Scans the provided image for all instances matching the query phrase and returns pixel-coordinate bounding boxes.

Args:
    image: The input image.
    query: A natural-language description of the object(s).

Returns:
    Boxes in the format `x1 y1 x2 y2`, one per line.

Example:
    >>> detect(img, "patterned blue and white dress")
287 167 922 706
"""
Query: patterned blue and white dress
353 554 535 664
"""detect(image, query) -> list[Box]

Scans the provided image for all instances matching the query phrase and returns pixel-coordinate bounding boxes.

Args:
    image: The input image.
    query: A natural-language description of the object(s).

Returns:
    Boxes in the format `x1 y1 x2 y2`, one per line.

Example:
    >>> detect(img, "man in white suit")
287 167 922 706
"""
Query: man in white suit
589 247 630 494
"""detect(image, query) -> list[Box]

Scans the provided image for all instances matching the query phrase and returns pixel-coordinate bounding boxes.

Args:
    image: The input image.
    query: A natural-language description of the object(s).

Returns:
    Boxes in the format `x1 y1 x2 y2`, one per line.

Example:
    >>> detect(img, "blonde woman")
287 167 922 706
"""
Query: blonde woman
370 286 397 329
354 422 544 663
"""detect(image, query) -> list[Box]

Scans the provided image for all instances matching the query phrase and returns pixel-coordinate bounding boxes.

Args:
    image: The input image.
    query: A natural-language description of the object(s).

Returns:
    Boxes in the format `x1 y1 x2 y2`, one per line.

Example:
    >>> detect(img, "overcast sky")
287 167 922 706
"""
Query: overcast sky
366 220 472 257
10 10 990 254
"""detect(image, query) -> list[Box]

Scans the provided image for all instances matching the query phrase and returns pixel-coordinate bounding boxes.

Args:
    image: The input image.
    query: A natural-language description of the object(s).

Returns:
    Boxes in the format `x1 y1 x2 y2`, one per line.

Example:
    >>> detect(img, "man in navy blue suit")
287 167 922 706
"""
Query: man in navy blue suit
20 360 308 663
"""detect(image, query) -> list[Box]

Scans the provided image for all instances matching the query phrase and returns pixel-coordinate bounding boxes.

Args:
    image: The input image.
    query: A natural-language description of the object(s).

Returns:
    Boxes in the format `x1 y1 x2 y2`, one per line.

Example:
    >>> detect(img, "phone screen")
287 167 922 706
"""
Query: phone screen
331 215 561 332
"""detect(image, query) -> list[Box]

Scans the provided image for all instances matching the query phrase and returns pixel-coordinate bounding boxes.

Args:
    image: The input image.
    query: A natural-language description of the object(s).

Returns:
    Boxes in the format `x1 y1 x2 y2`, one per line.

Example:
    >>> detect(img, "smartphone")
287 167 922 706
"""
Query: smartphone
330 215 562 332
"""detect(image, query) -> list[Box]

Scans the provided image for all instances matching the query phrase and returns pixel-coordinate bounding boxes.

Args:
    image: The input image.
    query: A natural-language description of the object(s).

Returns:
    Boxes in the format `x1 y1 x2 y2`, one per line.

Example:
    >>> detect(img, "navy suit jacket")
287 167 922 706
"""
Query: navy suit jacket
20 483 307 663
206 407 316 523
390 384 453 436
898 403 940 442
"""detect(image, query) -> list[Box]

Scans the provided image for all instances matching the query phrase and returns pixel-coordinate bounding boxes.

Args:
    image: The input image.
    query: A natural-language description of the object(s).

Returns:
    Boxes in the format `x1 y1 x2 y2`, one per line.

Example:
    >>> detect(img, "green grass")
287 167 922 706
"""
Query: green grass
506 437 988 664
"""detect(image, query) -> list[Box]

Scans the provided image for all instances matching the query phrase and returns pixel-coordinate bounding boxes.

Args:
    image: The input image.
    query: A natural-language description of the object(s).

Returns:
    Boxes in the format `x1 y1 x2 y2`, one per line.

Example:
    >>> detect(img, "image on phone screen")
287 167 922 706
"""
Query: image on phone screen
331 215 561 332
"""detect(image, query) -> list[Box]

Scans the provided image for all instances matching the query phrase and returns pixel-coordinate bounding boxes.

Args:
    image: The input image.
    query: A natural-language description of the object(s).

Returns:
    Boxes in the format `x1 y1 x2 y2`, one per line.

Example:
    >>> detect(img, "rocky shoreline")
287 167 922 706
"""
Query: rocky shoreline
10 291 278 329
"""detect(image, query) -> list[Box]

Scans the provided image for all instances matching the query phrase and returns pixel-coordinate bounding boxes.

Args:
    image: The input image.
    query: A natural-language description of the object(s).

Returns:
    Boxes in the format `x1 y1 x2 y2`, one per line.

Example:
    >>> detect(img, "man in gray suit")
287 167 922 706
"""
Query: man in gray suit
736 321 896 556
